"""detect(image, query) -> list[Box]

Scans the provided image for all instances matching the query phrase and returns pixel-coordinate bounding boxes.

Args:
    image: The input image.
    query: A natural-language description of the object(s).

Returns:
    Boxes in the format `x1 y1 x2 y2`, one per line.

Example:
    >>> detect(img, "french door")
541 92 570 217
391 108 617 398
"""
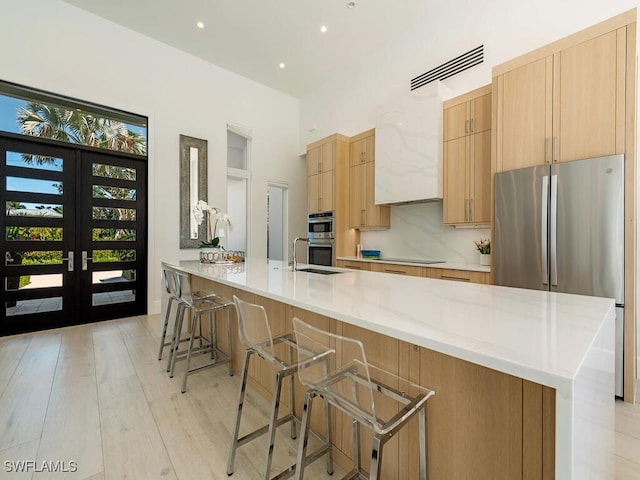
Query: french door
1 134 147 335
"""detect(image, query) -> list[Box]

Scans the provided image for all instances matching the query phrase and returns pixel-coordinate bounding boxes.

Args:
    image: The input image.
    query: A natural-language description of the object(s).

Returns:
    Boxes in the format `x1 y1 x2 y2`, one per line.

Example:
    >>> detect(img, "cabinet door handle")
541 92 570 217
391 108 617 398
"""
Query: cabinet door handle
318 161 322 173
318 197 321 212
470 118 474 133
545 138 551 164
470 198 474 222
552 136 558 163
385 269 407 275
361 209 365 226
465 120 469 134
464 199 469 221
441 275 470 282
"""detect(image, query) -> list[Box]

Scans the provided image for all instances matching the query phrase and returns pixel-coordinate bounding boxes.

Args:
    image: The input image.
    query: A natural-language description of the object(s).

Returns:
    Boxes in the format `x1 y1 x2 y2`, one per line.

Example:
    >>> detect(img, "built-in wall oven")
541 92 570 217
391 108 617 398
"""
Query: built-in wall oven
307 211 334 266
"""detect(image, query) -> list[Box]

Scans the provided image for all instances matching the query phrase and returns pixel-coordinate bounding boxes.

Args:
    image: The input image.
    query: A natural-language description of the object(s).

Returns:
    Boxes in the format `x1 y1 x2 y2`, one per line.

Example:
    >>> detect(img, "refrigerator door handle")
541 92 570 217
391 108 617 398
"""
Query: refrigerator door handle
550 174 558 286
541 175 549 285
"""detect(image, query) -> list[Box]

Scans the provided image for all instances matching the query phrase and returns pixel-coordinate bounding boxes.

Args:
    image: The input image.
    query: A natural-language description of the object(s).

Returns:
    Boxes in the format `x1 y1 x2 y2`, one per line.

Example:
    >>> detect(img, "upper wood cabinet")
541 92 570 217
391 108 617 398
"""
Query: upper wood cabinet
307 141 335 176
443 85 492 225
349 129 390 229
494 27 627 172
443 91 491 141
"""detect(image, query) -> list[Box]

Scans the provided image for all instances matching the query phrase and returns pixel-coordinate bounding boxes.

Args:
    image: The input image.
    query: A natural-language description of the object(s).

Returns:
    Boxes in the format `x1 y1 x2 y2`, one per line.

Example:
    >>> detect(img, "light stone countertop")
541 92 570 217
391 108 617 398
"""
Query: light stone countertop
169 258 612 391
337 256 491 273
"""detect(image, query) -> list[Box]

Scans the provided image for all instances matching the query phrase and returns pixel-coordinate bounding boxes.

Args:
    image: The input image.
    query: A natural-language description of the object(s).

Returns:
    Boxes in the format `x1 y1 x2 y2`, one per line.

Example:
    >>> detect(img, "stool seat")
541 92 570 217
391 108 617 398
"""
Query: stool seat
292 317 435 480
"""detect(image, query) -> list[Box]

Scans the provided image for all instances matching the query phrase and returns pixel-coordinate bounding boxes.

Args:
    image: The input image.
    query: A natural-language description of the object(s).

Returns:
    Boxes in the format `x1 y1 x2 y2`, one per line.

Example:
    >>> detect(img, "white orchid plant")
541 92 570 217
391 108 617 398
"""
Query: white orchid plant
193 200 231 248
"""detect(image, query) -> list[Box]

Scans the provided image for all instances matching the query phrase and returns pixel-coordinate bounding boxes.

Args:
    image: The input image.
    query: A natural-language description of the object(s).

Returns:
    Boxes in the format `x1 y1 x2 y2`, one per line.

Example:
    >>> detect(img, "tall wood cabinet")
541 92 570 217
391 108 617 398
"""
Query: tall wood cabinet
443 85 491 225
349 129 390 229
491 9 637 402
494 27 627 172
306 134 359 258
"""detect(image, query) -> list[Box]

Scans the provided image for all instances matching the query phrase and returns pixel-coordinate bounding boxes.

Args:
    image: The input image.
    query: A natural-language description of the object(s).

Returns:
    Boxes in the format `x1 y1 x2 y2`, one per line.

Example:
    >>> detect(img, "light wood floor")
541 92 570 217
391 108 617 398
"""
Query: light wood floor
0 314 638 479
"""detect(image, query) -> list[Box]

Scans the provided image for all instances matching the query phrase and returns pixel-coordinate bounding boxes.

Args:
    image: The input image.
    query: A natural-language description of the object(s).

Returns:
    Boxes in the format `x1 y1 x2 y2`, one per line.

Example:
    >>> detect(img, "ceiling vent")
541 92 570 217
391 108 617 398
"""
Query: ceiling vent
410 45 484 91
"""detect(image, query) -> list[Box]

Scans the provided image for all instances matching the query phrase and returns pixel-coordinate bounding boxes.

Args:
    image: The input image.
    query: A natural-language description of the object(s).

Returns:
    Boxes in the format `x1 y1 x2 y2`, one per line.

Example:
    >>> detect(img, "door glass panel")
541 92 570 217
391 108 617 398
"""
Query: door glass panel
6 226 63 241
92 291 135 306
6 202 63 217
6 176 63 194
6 297 63 316
93 269 136 284
6 151 64 171
92 228 135 241
92 163 136 180
93 185 136 200
92 206 136 220
5 250 63 266
6 273 63 290
92 249 136 262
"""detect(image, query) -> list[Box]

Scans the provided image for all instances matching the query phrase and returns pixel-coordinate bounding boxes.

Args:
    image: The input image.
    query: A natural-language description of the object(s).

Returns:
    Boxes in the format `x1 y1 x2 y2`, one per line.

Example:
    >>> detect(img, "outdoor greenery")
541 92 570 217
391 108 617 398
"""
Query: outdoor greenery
17 102 146 156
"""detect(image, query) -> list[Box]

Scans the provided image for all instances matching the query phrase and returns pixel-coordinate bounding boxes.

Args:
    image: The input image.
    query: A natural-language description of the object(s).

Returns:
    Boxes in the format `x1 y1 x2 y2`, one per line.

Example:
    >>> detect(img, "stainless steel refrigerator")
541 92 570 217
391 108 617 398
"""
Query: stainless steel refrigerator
494 154 624 397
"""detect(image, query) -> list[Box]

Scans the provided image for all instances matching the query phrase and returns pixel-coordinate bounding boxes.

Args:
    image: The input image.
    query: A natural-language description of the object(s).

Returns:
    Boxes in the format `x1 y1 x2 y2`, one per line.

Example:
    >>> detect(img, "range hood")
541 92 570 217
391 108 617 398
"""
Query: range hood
374 81 449 205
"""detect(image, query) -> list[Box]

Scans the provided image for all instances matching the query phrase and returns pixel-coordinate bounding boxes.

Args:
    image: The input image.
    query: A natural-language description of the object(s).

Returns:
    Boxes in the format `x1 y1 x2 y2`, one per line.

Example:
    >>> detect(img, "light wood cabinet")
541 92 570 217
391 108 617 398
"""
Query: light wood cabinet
370 262 425 277
494 28 626 172
336 260 371 271
349 129 390 229
443 85 492 225
307 141 337 214
307 169 334 213
426 267 490 284
307 141 335 176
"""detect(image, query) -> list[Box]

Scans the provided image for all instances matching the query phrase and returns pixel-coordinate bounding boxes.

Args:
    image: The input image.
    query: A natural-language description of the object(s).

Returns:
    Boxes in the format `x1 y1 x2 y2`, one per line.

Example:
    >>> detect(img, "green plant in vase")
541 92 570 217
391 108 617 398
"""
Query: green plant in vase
474 238 490 254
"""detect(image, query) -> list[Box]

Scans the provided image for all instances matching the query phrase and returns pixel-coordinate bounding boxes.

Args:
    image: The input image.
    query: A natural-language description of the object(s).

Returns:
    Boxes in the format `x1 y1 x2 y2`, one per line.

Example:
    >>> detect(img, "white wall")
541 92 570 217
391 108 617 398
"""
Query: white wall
299 0 639 375
1 0 306 315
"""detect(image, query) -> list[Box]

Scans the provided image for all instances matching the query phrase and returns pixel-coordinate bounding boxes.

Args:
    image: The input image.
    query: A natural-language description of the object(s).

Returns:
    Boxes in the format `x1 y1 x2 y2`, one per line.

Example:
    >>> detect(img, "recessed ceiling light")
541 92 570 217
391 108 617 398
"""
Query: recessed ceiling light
279 62 286 69
347 1 356 8
196 21 205 29
320 25 328 33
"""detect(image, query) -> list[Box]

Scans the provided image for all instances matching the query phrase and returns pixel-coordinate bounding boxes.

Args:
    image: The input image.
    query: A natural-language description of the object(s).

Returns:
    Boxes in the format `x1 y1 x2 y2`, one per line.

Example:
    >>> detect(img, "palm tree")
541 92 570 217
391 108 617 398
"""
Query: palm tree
17 102 146 156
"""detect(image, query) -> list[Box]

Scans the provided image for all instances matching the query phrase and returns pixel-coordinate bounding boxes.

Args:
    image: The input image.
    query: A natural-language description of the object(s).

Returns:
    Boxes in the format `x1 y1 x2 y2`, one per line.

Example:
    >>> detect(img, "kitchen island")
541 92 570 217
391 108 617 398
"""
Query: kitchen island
164 258 616 479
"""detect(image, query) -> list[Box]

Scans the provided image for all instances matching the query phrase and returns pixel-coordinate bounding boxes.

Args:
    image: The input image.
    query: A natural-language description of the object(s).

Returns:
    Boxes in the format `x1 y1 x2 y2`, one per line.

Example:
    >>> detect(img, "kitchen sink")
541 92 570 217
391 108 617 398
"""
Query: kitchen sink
296 267 343 275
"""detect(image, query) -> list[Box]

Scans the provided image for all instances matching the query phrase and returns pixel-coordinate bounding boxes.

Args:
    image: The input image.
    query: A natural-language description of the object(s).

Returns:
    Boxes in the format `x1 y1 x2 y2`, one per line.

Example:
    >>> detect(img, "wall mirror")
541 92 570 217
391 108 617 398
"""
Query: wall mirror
179 134 208 248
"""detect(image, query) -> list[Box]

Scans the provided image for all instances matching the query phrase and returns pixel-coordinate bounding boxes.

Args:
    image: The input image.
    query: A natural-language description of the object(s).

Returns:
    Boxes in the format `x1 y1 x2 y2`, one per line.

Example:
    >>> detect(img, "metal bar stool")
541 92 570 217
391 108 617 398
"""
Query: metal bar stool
158 266 183 360
227 295 332 480
292 317 435 480
165 266 233 393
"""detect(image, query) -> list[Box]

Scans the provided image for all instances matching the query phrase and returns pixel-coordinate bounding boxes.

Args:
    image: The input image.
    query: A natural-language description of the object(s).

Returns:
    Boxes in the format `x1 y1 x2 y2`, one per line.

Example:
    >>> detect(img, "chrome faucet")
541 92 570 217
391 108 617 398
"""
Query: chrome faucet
292 237 309 271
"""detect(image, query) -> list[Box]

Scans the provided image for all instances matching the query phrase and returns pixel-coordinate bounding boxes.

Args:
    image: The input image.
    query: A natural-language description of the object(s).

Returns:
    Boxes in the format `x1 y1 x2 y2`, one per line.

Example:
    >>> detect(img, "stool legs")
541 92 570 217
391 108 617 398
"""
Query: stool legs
181 311 200 393
227 349 252 476
419 408 427 480
158 296 175 360
227 346 300 480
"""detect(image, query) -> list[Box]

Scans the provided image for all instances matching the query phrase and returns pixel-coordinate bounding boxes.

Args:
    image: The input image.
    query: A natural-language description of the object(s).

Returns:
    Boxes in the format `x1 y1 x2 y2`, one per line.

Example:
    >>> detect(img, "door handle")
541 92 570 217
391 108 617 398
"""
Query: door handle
61 251 74 272
82 251 93 271
541 176 549 285
550 174 558 286
545 138 551 164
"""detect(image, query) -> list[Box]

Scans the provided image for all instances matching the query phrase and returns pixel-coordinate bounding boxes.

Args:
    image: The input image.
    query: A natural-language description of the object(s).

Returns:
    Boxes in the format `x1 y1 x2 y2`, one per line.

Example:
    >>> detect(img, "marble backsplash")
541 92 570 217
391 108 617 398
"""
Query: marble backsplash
359 202 491 264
